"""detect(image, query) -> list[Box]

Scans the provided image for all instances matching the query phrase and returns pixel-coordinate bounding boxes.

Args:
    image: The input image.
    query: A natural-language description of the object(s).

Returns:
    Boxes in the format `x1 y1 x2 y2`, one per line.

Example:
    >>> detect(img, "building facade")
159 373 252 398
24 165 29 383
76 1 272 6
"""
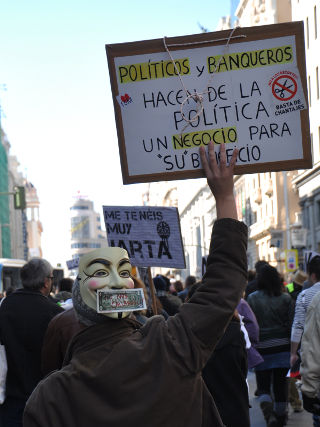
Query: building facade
0 128 29 260
70 198 107 261
291 0 320 253
25 181 43 258
9 155 28 260
232 0 303 273
0 129 11 258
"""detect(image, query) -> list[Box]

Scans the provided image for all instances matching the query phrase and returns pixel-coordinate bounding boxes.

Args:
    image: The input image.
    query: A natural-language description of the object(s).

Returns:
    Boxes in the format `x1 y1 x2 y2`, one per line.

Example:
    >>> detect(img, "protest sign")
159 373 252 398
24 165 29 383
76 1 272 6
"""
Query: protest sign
103 205 185 268
285 249 298 272
106 22 311 184
66 258 79 270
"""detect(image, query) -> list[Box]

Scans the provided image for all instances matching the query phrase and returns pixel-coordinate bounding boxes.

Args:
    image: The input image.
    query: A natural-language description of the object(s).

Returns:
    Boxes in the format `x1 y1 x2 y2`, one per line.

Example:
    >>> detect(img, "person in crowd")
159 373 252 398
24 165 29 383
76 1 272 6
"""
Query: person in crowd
286 269 307 302
0 287 15 307
41 307 86 377
237 296 263 371
177 275 196 302
188 283 250 427
291 256 320 368
290 256 320 426
247 269 256 283
245 260 269 299
285 269 307 413
173 279 183 294
131 276 149 324
153 274 182 315
23 143 248 427
300 291 320 425
248 264 294 426
55 278 73 302
42 274 150 376
0 258 63 427
4 287 15 298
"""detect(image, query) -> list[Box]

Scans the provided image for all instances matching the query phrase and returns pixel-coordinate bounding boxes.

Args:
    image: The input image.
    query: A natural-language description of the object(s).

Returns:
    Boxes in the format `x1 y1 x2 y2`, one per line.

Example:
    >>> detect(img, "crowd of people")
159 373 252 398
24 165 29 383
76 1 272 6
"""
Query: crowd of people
0 143 319 427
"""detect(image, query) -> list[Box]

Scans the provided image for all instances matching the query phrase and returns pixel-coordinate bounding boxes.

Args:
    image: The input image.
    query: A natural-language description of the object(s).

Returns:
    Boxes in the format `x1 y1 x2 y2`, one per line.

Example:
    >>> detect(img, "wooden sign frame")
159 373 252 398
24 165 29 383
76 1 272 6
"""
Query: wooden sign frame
106 21 311 184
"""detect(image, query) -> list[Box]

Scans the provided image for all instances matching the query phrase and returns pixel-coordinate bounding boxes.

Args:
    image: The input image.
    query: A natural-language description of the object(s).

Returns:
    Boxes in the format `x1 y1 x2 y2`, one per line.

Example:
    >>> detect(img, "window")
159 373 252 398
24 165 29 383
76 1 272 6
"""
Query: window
71 216 90 239
316 200 320 225
70 205 89 210
309 75 312 107
71 242 101 249
303 205 310 229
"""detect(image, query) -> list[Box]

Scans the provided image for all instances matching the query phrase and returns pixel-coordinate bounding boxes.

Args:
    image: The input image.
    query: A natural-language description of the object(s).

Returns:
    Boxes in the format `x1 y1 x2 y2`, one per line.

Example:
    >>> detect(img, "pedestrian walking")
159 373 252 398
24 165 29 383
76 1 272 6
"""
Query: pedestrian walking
0 258 63 427
248 264 294 426
300 291 320 426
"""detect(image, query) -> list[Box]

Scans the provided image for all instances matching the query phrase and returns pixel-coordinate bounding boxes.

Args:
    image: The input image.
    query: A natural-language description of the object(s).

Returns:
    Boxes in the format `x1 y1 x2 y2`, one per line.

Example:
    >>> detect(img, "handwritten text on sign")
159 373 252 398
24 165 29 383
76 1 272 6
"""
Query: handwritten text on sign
103 206 185 268
113 34 307 179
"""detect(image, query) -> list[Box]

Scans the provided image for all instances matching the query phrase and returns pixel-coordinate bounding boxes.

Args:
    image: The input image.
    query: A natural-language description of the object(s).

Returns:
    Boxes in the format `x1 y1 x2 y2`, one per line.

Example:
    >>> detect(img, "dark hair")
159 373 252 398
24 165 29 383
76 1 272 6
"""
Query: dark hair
132 276 148 315
57 278 74 293
185 275 196 288
255 260 269 275
257 264 282 296
247 270 256 282
20 258 52 290
153 275 170 292
174 280 183 293
307 256 320 280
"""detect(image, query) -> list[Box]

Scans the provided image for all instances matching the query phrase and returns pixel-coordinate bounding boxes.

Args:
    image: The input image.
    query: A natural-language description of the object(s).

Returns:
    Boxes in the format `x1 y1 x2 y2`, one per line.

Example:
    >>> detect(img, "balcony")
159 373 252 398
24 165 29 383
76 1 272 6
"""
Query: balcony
253 188 262 204
265 180 273 197
249 216 276 240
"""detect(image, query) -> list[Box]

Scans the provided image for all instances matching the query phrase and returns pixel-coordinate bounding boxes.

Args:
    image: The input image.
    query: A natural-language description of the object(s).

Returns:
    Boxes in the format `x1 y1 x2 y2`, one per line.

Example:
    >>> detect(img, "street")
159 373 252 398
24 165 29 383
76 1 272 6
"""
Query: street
248 371 314 426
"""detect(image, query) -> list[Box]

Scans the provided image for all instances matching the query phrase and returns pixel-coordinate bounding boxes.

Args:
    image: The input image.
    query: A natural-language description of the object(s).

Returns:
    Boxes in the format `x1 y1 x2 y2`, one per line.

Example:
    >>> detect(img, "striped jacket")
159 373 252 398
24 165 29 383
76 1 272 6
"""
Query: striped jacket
291 281 320 343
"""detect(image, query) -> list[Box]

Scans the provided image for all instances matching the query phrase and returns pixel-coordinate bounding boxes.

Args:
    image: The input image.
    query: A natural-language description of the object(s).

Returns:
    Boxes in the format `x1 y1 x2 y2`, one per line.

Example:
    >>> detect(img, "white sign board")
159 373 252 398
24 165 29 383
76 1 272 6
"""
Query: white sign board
103 205 185 268
106 22 311 184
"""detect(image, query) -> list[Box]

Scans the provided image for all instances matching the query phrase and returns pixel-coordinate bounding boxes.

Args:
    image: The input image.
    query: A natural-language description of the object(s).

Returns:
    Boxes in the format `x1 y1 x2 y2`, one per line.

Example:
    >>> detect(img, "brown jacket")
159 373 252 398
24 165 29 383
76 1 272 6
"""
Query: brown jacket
24 218 248 427
41 308 86 376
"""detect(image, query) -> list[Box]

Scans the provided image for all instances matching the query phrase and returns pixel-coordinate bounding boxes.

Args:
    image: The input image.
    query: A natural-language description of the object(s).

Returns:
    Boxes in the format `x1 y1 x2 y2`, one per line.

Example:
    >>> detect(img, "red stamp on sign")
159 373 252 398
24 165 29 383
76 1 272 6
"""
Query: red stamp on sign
269 71 298 101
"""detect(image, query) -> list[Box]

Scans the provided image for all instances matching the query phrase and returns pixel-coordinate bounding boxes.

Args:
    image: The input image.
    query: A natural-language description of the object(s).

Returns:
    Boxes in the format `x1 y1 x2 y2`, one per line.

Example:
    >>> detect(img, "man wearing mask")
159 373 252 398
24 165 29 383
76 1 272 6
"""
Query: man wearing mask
24 144 248 427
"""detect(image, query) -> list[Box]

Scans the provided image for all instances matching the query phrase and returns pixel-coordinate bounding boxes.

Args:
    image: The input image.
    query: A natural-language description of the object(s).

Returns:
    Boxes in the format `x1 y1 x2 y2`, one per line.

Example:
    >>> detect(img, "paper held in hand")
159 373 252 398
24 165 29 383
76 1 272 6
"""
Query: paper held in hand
97 289 147 313
106 21 311 184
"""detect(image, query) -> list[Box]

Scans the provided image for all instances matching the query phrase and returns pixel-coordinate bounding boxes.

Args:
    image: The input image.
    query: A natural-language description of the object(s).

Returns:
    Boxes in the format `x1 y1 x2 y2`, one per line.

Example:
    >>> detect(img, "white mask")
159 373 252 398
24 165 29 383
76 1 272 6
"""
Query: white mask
78 247 134 320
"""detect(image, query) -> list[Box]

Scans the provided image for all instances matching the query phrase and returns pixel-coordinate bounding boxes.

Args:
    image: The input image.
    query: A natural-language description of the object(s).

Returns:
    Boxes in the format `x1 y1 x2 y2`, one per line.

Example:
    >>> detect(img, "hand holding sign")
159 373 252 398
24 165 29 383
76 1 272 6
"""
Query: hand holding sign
200 143 238 220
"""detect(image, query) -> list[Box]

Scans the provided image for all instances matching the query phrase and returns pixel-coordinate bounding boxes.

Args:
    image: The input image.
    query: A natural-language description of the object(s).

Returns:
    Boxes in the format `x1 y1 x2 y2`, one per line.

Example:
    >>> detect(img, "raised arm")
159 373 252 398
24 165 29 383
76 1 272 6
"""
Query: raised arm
164 143 247 375
199 142 238 219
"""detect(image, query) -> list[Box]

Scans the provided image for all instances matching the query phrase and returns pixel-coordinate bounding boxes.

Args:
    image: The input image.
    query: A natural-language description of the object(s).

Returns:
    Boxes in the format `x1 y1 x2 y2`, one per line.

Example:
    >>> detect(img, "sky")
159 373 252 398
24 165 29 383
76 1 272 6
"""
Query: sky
0 0 231 268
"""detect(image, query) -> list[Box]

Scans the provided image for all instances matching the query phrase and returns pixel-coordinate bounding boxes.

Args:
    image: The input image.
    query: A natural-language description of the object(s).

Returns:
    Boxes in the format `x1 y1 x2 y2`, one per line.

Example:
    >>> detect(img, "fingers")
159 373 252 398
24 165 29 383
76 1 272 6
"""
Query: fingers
199 145 212 179
219 143 226 168
229 148 239 170
200 142 238 174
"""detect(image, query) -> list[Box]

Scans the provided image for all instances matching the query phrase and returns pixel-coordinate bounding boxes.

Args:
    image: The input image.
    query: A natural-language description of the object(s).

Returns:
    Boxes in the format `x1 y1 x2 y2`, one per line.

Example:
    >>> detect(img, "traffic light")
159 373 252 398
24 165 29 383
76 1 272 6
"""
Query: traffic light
14 186 26 210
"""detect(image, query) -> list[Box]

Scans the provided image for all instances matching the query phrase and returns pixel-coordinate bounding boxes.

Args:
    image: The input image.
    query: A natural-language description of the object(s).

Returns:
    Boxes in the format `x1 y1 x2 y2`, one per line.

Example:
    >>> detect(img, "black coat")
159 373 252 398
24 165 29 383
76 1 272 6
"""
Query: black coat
202 319 250 427
0 288 63 401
